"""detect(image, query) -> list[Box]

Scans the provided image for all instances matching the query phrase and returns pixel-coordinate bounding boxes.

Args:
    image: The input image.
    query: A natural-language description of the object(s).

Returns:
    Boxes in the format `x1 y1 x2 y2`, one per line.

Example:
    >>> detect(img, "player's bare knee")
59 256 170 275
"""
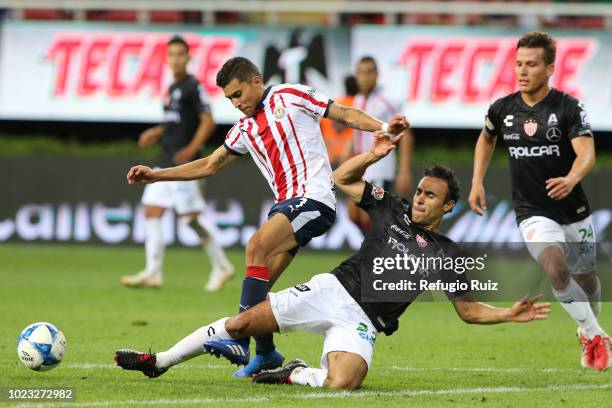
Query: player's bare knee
539 248 568 281
246 234 269 263
326 374 362 390
225 316 249 338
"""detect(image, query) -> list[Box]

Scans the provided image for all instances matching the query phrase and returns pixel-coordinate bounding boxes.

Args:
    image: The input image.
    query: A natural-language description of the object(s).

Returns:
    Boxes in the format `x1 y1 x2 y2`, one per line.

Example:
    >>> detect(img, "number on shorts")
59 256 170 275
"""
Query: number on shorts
578 225 593 242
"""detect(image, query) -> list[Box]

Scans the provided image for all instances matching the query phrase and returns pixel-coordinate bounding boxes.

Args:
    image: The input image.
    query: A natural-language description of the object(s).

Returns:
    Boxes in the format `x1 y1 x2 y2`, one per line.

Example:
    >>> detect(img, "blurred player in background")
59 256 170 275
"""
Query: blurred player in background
120 35 234 292
469 31 610 371
125 56 409 377
115 132 550 388
349 56 414 232
320 75 358 168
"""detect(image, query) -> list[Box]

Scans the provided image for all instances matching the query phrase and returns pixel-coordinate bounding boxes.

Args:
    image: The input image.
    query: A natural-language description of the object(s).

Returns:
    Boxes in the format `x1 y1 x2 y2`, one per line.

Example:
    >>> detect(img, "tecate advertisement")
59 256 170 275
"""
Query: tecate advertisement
351 26 612 130
0 21 350 124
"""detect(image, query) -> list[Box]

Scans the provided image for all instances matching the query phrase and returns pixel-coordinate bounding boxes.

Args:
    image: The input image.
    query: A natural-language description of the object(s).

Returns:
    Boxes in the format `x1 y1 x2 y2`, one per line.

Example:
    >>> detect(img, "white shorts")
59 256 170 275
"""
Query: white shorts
268 273 377 369
519 215 597 274
141 180 205 215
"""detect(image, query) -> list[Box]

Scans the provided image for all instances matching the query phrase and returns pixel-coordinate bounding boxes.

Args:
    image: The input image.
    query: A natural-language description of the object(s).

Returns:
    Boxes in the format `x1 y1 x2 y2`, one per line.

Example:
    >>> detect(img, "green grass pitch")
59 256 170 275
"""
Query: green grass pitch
1 243 610 407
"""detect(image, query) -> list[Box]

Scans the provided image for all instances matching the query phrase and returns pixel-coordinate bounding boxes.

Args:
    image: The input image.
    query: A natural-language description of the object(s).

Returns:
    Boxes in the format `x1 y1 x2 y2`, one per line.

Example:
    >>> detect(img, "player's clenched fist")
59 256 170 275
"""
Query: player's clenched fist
127 165 156 184
388 114 409 135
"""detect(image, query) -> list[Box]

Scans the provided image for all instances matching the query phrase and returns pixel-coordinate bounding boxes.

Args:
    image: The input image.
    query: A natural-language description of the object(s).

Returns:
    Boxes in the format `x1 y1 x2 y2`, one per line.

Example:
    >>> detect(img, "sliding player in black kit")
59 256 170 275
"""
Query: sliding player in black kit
115 132 549 389
469 31 610 371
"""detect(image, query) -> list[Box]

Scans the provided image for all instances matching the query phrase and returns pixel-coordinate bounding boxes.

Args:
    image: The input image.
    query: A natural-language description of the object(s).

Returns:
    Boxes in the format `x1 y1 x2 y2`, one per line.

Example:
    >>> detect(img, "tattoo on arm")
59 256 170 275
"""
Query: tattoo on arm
337 106 359 129
217 151 228 165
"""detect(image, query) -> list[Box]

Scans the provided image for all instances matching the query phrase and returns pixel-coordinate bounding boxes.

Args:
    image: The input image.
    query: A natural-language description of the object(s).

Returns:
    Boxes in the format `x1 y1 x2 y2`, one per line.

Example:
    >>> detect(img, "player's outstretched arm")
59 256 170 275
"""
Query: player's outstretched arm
333 132 404 203
469 128 497 216
127 145 238 184
395 128 414 198
452 293 550 324
327 102 408 135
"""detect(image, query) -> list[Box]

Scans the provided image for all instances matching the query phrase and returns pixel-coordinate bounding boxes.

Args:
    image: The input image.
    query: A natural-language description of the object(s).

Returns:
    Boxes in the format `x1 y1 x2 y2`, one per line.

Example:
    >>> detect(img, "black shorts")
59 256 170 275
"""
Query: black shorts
268 197 336 256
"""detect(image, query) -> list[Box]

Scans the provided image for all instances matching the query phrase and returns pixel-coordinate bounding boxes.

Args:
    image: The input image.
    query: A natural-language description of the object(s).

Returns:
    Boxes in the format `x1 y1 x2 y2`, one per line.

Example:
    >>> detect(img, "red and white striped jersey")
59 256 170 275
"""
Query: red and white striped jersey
353 87 399 185
224 84 336 210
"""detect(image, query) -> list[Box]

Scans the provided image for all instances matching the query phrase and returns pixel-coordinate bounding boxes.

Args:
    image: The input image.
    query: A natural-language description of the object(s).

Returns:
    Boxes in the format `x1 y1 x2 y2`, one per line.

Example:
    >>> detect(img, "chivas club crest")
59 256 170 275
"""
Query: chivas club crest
274 106 286 120
523 119 538 137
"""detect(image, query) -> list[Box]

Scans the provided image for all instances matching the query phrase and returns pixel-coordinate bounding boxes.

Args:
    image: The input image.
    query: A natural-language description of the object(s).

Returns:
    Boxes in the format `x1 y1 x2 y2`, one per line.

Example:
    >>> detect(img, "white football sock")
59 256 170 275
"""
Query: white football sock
586 276 601 319
553 279 604 339
144 218 164 276
289 367 328 387
156 317 232 369
183 217 231 270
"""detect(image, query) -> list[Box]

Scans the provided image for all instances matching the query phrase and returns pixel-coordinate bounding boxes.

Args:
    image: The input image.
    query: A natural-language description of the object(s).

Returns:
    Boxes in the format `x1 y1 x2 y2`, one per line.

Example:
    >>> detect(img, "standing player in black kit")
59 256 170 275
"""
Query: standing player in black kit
469 32 610 371
121 35 234 292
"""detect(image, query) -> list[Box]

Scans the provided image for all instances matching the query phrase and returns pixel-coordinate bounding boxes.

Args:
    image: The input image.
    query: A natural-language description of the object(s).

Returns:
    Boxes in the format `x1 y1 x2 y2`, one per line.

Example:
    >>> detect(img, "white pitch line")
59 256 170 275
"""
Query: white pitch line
302 383 612 399
388 365 573 373
63 363 229 369
64 363 574 373
13 383 612 408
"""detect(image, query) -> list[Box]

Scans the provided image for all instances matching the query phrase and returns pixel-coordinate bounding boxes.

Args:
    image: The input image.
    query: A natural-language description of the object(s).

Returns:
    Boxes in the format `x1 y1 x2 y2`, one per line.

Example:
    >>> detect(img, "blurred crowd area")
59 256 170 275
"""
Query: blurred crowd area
0 0 609 30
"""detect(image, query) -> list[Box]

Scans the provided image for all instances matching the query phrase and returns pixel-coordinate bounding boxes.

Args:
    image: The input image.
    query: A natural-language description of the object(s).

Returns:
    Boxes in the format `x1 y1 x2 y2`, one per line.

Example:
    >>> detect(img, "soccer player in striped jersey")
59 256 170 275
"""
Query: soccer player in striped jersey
126 56 409 377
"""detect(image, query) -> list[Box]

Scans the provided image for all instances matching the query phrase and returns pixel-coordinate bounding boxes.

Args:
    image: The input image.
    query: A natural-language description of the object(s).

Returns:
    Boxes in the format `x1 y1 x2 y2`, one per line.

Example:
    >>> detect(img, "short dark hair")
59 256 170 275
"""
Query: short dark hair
167 35 189 53
516 31 556 65
216 57 261 88
358 56 378 71
344 75 358 96
423 165 460 203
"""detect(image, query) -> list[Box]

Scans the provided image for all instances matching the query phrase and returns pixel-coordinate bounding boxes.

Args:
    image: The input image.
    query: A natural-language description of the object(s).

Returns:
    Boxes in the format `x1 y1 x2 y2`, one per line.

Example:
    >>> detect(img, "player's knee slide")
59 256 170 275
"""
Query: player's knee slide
326 375 360 390
225 316 249 338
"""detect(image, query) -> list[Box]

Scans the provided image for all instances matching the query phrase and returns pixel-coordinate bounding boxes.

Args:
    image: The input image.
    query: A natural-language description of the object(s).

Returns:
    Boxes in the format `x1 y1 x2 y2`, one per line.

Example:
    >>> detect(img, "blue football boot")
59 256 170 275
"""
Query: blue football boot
203 339 250 366
232 349 285 378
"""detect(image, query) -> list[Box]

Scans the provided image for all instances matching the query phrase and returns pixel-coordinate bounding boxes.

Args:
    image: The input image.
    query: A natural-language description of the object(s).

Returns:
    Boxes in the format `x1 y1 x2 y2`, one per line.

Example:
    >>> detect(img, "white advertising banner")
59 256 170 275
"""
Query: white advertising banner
352 26 612 130
0 22 350 124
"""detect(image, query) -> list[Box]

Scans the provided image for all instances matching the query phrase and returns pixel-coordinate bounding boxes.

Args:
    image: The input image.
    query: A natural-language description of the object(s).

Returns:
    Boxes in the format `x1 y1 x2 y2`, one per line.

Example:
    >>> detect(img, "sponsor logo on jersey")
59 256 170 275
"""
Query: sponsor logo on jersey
547 113 558 126
416 234 428 247
503 115 513 127
403 213 412 226
172 88 182 100
503 133 520 140
391 224 412 240
294 284 310 292
372 185 385 200
274 106 286 120
546 127 562 142
508 145 560 158
356 322 368 333
523 119 538 137
485 116 495 131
